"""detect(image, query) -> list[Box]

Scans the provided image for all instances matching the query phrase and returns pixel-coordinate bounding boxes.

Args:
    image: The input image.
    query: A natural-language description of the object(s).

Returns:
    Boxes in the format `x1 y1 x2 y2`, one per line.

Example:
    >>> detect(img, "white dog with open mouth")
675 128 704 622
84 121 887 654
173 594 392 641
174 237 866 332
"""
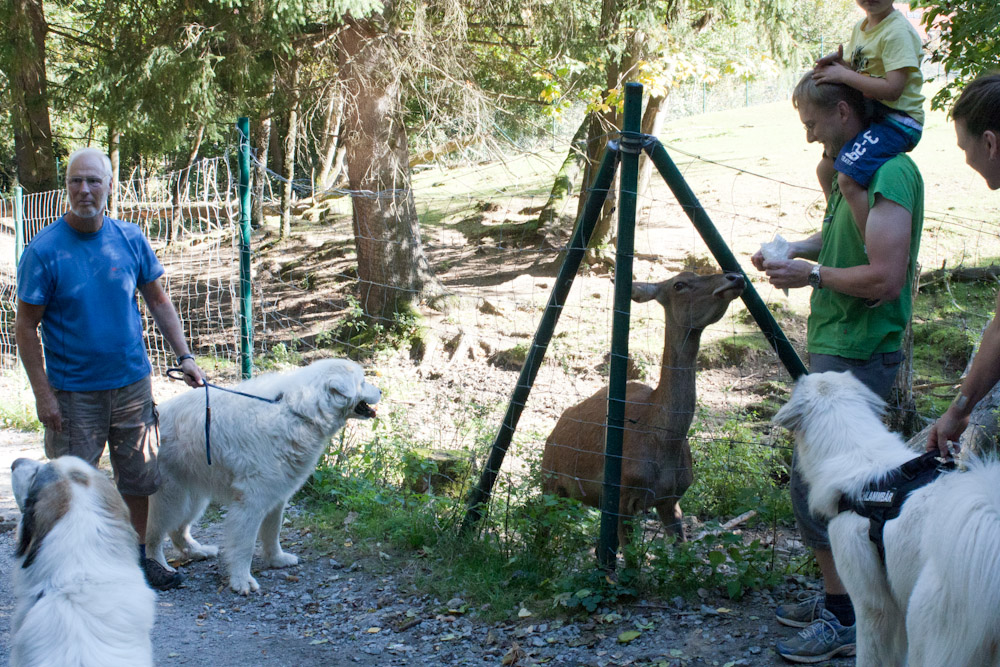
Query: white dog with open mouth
10 456 155 667
773 371 1000 667
146 358 381 594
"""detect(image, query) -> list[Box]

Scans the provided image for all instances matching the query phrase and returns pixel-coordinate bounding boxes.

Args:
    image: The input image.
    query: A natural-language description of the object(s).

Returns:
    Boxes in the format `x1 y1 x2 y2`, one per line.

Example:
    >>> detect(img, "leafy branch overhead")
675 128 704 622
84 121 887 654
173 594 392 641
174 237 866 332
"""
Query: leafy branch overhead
913 0 1000 110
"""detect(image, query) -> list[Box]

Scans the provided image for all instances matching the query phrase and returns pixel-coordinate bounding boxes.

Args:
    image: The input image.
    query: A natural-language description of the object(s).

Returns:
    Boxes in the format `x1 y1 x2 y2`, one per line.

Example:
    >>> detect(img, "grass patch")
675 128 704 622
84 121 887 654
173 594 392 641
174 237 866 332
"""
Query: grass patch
0 374 42 432
912 276 998 414
698 332 773 370
0 396 41 432
292 400 795 620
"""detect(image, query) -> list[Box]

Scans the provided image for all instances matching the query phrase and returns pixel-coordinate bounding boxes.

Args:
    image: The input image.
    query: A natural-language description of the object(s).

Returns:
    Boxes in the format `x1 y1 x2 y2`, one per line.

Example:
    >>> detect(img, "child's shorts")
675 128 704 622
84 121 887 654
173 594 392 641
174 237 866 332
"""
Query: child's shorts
834 112 922 188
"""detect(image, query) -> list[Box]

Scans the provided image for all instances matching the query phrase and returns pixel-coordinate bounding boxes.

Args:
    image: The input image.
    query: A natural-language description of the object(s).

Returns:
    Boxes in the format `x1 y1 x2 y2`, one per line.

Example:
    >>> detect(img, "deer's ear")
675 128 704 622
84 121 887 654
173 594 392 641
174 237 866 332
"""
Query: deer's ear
631 282 660 303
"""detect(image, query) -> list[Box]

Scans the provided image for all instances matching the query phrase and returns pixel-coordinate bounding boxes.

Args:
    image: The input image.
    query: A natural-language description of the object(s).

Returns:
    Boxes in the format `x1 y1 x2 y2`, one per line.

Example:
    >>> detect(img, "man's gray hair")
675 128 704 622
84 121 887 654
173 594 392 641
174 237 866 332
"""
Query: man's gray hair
792 70 866 117
65 147 113 184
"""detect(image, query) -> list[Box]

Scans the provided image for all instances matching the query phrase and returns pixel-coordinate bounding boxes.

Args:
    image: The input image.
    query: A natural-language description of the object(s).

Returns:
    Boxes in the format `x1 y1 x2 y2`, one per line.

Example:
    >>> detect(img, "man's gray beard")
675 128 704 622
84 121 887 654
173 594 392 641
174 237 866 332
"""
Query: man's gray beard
70 199 106 219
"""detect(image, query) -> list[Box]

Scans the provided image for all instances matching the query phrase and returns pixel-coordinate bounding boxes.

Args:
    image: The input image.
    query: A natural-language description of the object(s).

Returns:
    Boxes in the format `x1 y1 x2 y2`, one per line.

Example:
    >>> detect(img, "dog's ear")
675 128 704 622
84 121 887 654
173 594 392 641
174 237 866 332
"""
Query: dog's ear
323 364 359 406
283 361 359 419
16 463 65 569
772 377 812 431
772 396 805 431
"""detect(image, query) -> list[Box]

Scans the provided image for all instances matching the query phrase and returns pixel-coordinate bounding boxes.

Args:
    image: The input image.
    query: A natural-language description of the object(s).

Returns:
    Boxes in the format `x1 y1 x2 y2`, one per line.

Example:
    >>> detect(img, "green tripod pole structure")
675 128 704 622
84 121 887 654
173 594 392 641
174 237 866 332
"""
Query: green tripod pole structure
462 143 622 533
644 140 807 380
597 82 643 570
237 117 253 380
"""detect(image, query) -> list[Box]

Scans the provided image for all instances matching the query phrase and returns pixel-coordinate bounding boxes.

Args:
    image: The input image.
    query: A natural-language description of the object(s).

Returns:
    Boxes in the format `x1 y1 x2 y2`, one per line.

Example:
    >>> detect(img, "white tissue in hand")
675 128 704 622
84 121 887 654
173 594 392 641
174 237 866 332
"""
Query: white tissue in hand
759 234 790 295
760 234 790 262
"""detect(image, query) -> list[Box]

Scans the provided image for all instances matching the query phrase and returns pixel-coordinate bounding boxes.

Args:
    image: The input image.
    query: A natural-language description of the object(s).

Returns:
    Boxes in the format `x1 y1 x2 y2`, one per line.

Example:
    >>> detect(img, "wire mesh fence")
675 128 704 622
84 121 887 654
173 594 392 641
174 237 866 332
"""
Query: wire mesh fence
1 73 996 538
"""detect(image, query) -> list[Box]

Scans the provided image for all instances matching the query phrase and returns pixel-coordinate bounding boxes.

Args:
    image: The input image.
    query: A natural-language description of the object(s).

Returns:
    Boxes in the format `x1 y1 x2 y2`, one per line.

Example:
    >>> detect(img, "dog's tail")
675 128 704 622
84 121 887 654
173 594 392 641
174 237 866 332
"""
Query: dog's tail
920 456 1000 664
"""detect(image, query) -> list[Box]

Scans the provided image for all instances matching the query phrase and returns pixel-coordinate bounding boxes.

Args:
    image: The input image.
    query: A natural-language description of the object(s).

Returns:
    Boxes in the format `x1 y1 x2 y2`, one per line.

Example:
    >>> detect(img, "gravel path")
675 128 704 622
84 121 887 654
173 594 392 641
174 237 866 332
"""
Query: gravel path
0 427 852 666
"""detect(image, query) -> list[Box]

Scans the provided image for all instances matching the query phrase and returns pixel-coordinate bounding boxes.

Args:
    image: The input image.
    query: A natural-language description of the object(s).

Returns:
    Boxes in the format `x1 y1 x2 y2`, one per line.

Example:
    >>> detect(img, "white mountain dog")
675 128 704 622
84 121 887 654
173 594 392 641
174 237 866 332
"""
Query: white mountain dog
774 371 1000 667
146 358 381 594
10 455 155 667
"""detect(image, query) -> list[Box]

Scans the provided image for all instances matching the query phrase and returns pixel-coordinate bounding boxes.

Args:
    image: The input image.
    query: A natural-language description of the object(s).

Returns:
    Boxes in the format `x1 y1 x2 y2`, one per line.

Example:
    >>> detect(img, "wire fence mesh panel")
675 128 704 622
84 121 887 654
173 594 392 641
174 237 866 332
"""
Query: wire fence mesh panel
0 198 16 370
0 157 243 375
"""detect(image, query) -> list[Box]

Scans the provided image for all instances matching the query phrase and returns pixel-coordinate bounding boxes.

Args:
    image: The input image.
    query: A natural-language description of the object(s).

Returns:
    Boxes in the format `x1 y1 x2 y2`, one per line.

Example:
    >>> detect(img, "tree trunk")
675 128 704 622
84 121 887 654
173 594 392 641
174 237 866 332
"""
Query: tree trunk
328 144 347 189
337 11 443 324
269 106 285 177
251 113 271 229
168 124 204 244
578 0 626 267
280 63 300 240
9 0 56 194
537 117 589 239
108 127 120 218
888 269 921 436
315 89 344 192
637 94 668 199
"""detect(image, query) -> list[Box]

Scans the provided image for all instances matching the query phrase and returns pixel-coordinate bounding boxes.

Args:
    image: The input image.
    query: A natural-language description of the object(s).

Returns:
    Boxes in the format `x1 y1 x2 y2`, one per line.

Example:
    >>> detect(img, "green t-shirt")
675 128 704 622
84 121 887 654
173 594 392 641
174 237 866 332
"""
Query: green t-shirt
807 154 924 359
847 9 925 125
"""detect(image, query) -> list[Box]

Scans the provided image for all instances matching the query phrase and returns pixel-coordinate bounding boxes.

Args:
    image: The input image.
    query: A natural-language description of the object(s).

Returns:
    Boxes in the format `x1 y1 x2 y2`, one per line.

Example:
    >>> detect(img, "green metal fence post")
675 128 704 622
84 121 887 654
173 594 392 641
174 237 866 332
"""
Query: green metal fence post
462 143 622 533
644 140 807 379
237 117 253 379
14 184 24 264
597 82 643 570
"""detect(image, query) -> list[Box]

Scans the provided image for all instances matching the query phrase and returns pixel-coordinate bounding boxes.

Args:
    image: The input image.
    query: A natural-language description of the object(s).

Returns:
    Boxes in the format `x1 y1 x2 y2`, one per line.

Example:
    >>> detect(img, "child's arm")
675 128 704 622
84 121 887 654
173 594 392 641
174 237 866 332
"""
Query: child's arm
812 64 907 102
815 44 846 69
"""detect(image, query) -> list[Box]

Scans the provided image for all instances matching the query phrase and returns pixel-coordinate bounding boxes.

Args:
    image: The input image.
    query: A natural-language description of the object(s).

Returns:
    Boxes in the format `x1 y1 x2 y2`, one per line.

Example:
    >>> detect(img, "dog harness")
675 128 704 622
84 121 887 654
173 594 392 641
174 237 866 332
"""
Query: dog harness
837 451 955 563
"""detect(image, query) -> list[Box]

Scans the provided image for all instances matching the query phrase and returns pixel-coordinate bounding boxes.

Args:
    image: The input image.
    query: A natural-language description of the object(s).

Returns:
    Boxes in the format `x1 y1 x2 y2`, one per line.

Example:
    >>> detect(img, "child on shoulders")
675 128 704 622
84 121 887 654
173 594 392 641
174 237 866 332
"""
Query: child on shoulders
812 0 924 232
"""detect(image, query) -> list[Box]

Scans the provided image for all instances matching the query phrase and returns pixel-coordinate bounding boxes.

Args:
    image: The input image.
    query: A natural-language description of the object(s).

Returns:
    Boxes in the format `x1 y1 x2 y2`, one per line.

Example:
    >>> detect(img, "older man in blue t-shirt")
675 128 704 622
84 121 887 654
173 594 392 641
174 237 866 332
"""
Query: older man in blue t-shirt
15 147 206 591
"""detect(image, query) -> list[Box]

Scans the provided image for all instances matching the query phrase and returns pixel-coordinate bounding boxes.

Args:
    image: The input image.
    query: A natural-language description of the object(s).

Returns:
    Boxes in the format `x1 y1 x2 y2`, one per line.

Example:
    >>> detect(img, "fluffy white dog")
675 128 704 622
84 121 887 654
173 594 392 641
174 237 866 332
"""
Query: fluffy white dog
10 456 155 667
147 358 381 594
773 371 1000 667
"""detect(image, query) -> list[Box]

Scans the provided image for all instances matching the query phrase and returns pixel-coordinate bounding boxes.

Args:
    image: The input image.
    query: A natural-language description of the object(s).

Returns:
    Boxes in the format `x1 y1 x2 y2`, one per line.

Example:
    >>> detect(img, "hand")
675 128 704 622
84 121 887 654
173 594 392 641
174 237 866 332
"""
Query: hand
926 407 968 457
751 249 766 271
180 357 207 388
814 44 845 68
35 388 62 432
812 61 853 86
763 259 812 290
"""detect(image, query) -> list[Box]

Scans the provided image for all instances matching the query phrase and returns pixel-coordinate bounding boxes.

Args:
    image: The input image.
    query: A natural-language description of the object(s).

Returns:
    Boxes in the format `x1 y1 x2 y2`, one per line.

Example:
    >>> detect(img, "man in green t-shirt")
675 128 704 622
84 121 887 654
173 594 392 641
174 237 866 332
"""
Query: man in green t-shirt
751 71 924 663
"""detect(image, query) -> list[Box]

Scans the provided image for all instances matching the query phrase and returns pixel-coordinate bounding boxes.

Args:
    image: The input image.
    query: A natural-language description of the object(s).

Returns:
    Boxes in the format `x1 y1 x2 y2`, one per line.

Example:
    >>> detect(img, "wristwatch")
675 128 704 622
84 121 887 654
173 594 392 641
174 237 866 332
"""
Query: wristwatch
808 264 823 289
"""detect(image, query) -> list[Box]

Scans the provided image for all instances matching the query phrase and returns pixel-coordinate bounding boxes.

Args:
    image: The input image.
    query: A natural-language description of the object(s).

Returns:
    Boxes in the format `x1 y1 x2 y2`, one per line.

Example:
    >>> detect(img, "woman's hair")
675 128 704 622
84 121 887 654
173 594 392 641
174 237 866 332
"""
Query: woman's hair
952 74 1000 137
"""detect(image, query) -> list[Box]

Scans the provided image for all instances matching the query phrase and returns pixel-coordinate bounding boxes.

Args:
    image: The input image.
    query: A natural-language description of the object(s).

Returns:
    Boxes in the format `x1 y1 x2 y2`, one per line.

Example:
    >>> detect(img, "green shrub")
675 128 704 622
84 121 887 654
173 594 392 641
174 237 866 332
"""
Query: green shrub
642 531 782 600
686 407 791 522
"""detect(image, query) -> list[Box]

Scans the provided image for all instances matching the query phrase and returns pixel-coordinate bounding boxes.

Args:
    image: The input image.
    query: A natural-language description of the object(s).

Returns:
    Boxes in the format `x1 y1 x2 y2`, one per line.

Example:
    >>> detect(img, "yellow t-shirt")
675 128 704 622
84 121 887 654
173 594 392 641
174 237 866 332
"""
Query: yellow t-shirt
847 9 925 126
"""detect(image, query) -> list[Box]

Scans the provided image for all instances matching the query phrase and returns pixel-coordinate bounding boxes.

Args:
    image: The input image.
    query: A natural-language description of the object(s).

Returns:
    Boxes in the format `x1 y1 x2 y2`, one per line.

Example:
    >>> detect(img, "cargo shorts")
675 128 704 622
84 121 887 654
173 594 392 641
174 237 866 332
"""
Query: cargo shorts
790 351 903 549
44 374 161 496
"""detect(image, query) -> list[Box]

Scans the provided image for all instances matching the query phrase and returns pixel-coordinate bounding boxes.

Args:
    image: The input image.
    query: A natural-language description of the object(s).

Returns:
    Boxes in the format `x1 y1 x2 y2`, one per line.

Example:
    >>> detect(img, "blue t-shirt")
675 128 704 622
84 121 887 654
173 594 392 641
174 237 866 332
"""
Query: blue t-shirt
17 216 164 391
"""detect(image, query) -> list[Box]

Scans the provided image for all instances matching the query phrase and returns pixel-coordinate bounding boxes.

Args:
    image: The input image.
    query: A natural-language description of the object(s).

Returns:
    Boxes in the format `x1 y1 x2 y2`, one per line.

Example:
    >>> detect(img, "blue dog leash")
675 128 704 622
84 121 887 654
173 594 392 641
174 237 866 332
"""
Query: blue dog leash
166 368 282 465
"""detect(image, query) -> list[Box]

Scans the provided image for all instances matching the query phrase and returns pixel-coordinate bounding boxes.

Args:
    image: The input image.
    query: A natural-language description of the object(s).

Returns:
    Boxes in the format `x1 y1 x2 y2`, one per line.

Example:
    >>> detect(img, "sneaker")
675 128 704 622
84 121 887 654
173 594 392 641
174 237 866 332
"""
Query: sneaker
775 590 825 628
776 609 856 663
143 558 185 591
